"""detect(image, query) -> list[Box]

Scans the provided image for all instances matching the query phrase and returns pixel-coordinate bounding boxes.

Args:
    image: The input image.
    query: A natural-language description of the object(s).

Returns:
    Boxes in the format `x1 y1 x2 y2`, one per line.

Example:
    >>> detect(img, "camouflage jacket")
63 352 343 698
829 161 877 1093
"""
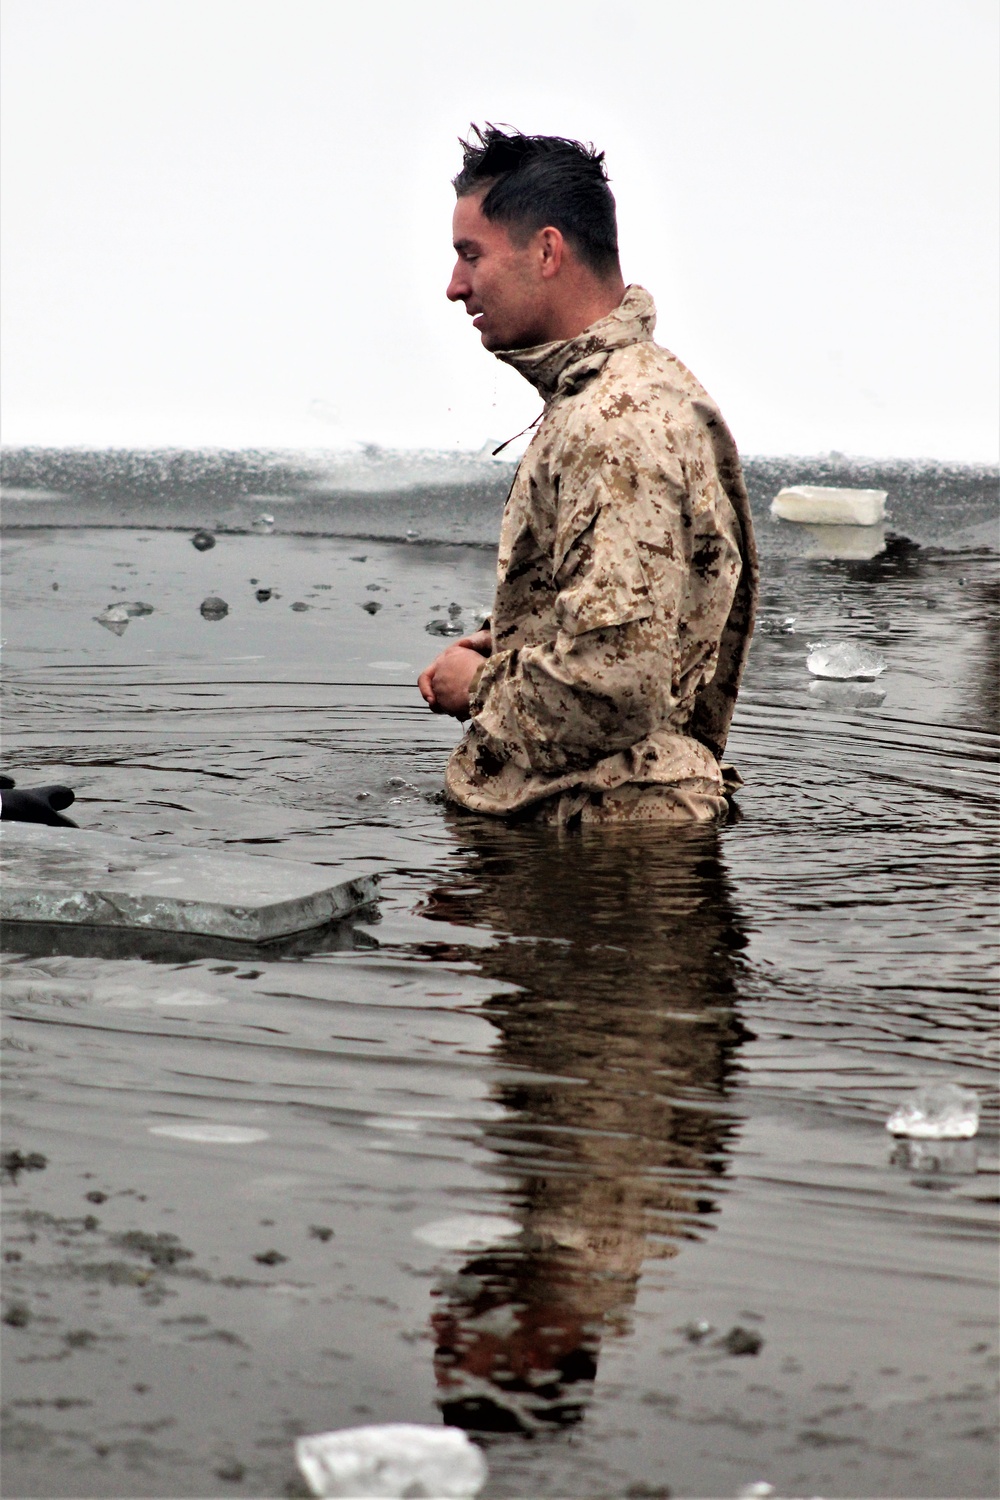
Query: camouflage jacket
444 285 758 817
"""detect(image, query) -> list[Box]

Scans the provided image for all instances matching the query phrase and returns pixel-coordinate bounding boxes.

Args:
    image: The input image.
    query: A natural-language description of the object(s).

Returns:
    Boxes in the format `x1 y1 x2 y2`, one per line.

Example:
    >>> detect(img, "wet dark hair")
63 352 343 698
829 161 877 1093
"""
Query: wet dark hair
453 124 620 278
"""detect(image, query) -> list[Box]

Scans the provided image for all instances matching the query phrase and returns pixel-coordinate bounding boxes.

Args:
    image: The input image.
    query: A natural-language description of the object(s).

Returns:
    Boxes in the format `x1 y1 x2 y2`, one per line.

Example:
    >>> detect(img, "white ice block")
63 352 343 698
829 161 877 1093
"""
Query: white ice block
770 485 887 526
0 824 377 941
295 1424 488 1498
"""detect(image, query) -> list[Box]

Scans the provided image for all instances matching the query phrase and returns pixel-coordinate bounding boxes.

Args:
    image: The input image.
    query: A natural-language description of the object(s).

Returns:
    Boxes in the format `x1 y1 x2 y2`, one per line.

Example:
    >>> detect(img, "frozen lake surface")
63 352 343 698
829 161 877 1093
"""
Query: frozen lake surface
1 472 998 1498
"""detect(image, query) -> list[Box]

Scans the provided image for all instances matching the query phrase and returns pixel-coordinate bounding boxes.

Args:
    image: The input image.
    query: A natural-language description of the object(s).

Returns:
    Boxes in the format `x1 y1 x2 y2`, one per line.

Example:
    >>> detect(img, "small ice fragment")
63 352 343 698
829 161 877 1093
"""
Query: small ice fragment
361 601 382 615
719 1325 763 1356
737 1486 775 1499
368 661 413 671
448 603 463 618
290 601 310 612
806 642 886 679
426 619 464 637
149 1123 268 1144
199 596 229 620
251 513 275 534
153 989 226 1008
295 1423 487 1499
885 1083 980 1139
191 530 216 551
413 1214 520 1251
771 486 887 526
95 605 130 635
120 600 154 617
682 1319 713 1342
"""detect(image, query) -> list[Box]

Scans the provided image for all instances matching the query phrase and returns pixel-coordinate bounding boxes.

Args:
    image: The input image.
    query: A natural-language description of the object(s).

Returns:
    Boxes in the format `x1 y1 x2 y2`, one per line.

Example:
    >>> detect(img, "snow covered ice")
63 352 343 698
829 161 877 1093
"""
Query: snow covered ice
294 1424 488 1498
886 1083 980 1139
806 642 887 679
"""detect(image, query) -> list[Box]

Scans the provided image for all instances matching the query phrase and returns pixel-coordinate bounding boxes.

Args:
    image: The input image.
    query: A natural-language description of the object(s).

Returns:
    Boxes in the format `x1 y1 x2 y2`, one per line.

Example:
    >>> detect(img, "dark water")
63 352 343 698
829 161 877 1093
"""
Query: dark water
1 457 998 1499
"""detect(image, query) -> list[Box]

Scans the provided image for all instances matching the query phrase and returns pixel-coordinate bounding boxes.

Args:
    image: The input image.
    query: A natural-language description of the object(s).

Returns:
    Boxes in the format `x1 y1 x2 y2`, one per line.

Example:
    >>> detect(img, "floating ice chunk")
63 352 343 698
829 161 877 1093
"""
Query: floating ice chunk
413 1214 520 1251
149 1123 269 1144
251 513 275 534
95 605 130 636
191 530 216 551
295 1424 487 1499
806 642 886 679
361 601 382 615
118 600 154 617
426 619 464 636
771 486 887 526
199 596 229 620
886 1083 980 1139
290 601 310 612
737 1486 775 1499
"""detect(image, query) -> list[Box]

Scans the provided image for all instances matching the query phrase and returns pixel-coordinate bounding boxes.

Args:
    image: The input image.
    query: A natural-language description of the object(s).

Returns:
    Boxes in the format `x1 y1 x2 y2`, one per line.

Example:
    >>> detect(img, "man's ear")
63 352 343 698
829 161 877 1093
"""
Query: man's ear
537 226 564 280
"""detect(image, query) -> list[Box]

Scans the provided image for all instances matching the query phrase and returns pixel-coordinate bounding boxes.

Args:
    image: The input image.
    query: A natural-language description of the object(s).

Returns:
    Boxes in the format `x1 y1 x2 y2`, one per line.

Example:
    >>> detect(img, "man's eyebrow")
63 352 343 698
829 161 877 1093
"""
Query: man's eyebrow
453 236 481 253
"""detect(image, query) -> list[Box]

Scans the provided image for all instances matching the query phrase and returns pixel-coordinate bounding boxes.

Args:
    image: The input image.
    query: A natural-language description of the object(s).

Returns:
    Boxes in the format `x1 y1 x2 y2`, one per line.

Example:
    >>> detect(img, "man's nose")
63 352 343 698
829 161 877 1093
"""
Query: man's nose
446 262 469 302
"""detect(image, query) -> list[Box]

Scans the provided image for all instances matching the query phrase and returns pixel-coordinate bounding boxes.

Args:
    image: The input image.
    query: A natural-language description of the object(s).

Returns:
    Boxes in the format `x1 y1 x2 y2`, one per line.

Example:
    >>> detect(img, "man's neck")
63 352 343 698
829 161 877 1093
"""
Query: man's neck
539 274 627 344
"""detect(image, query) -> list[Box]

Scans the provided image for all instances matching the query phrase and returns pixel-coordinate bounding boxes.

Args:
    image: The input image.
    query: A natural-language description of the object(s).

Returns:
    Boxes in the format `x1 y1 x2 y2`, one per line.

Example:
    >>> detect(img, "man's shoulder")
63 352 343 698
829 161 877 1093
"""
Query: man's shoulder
605 339 714 408
557 340 719 445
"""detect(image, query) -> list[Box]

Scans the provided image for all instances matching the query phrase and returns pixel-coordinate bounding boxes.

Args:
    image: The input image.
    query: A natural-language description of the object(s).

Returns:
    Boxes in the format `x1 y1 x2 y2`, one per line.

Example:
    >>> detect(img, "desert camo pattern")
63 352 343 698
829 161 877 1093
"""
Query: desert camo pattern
444 284 758 820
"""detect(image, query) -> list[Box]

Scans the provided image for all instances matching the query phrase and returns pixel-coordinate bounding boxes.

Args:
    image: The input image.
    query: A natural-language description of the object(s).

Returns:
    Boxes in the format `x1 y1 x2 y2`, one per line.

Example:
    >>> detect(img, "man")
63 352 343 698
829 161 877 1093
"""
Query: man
418 126 758 825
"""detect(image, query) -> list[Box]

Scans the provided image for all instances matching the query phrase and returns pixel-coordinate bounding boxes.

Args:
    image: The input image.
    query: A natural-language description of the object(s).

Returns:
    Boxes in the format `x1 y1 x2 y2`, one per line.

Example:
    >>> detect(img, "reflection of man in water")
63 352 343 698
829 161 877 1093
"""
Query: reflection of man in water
423 818 750 1433
419 125 758 825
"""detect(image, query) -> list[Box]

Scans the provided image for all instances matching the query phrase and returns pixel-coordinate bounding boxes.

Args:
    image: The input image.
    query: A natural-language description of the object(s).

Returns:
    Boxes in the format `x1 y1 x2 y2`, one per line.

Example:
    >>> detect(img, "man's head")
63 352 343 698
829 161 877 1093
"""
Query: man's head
447 124 625 351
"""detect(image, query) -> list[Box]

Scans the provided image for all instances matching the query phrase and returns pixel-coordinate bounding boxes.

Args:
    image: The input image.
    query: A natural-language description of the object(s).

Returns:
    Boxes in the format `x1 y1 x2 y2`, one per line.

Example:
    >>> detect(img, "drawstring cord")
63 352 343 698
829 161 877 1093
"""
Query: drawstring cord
492 411 543 457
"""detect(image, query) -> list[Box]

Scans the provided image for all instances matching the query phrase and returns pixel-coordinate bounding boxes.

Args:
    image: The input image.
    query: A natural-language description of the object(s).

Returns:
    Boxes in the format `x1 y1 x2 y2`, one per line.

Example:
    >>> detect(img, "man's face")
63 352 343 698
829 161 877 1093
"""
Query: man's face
447 192 550 351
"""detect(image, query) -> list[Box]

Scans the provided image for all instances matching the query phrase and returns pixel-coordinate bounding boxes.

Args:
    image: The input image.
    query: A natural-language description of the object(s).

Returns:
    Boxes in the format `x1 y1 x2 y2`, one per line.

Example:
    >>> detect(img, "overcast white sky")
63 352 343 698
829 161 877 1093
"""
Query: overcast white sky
2 0 997 459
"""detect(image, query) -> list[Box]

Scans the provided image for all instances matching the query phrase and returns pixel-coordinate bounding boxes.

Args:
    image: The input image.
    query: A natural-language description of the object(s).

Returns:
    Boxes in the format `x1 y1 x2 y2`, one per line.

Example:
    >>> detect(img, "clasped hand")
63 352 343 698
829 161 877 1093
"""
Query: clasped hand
417 629 491 720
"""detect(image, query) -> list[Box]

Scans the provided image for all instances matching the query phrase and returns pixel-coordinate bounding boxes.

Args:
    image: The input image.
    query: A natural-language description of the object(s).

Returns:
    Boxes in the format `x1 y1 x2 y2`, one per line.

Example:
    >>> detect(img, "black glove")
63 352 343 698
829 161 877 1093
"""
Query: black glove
0 777 78 828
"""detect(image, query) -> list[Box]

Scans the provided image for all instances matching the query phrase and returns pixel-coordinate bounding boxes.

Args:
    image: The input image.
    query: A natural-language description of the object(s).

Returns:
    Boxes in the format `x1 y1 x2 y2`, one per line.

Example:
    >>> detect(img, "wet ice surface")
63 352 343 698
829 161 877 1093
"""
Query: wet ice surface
1 528 998 1500
886 1082 982 1140
805 642 887 680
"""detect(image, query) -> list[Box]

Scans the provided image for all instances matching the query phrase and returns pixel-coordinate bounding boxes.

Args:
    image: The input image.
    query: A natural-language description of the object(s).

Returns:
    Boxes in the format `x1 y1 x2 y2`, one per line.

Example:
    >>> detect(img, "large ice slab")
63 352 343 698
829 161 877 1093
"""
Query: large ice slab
770 485 887 525
0 824 378 942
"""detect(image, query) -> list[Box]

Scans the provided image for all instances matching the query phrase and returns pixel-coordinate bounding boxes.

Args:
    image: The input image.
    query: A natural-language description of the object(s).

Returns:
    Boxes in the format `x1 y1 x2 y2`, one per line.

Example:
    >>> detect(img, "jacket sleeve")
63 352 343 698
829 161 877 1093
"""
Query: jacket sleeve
468 440 692 775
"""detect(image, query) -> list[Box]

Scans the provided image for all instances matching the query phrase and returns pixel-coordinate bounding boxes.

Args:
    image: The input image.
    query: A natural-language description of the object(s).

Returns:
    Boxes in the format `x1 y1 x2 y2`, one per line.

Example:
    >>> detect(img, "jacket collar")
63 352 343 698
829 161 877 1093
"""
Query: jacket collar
494 284 656 401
